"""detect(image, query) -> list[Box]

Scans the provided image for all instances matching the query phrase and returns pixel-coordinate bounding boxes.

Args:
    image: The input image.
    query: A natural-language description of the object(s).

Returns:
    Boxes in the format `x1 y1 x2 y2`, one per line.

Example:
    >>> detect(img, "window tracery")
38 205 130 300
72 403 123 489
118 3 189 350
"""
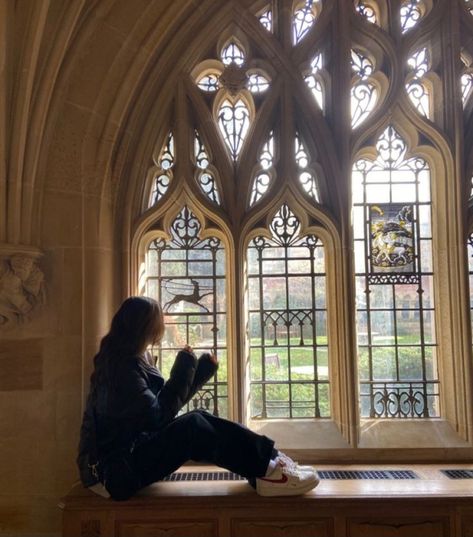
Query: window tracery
149 132 174 207
354 0 378 25
351 49 378 128
303 54 324 112
406 47 431 118
293 1 322 45
400 0 428 33
295 133 319 202
249 132 275 207
136 1 471 443
194 131 220 205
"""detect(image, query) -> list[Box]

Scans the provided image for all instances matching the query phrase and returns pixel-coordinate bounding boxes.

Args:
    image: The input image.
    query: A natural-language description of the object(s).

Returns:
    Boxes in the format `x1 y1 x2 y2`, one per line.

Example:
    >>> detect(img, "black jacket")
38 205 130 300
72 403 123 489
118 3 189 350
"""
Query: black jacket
77 349 218 487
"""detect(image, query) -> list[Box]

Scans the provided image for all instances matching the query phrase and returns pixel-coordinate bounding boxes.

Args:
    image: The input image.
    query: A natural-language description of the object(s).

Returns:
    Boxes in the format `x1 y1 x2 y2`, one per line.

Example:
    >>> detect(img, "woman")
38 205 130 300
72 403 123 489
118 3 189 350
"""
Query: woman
77 296 319 500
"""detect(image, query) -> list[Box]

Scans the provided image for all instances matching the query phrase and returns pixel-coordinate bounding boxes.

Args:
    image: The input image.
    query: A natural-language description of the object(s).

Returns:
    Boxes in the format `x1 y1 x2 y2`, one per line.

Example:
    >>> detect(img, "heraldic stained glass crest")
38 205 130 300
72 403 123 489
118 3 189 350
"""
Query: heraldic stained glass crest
368 204 418 284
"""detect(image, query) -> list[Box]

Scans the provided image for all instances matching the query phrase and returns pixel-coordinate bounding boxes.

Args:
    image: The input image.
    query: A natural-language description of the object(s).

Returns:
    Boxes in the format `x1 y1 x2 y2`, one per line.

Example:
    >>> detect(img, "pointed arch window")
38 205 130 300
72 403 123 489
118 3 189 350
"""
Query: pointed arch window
247 205 329 419
353 127 438 419
144 207 228 417
133 1 473 455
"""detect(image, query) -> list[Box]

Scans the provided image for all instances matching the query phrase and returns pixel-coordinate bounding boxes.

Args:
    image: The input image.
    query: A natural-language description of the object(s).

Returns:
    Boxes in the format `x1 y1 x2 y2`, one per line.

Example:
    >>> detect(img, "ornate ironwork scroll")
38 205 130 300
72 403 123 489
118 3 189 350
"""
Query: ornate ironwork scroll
146 207 227 417
248 205 329 419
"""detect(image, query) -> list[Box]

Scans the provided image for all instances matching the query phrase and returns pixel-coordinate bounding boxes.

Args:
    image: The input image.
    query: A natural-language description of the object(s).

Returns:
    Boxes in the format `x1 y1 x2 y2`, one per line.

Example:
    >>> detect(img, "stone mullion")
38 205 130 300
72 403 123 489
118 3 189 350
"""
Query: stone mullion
174 79 193 195
437 1 473 440
333 0 358 445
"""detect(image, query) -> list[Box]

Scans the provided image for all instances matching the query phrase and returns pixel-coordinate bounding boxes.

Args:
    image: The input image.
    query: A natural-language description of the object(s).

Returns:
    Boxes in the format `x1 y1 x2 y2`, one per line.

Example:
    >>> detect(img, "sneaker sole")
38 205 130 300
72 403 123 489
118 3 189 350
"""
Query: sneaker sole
256 478 320 497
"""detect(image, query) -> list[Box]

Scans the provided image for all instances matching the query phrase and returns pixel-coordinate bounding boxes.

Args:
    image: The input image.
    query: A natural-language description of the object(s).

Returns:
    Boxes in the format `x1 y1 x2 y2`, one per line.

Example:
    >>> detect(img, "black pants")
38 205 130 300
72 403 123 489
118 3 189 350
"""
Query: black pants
104 410 275 500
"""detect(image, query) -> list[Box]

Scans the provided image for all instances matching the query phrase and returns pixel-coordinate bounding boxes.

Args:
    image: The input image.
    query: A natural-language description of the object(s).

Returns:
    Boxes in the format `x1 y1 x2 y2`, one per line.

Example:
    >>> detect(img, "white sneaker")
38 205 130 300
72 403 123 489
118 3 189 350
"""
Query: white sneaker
256 460 319 497
276 451 315 474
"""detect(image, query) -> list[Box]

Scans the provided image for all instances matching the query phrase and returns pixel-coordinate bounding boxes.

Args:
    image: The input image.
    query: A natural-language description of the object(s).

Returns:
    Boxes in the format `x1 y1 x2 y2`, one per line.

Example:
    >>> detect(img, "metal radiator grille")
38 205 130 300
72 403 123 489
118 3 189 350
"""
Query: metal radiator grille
441 469 473 479
162 469 419 482
163 472 246 482
316 470 418 480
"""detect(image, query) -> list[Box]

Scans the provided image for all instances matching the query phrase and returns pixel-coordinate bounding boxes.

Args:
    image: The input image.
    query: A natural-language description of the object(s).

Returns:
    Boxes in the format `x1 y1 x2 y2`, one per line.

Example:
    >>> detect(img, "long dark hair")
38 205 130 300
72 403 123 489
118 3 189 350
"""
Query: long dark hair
93 296 165 387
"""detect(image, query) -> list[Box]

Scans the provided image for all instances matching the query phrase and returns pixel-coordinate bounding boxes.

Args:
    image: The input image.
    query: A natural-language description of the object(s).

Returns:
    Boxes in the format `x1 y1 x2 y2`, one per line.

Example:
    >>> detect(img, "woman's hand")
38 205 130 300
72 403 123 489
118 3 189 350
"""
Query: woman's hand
183 344 193 354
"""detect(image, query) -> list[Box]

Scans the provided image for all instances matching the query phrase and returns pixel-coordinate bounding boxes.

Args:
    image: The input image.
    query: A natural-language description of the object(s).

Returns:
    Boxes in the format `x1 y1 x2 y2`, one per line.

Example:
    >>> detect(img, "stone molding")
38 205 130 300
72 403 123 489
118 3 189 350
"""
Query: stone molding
0 244 45 326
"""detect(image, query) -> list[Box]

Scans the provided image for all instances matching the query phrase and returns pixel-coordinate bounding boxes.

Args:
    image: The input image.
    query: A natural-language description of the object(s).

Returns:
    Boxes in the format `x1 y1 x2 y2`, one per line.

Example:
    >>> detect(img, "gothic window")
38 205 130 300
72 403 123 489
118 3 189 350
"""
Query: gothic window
248 205 328 419
145 207 228 417
353 127 438 418
132 1 472 455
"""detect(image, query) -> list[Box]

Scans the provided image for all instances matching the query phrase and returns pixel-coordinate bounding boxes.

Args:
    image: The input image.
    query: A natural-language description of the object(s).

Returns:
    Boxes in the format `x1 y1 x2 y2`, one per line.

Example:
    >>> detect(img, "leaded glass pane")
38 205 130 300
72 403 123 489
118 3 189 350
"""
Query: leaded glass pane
259 8 272 32
351 49 378 128
197 72 220 92
217 98 250 160
355 0 378 24
248 205 329 419
250 132 274 207
194 131 220 204
145 207 228 417
304 54 324 111
400 0 425 33
247 72 270 93
406 48 431 118
149 132 174 206
293 1 321 45
295 134 320 201
353 127 439 419
221 41 245 66
461 72 473 106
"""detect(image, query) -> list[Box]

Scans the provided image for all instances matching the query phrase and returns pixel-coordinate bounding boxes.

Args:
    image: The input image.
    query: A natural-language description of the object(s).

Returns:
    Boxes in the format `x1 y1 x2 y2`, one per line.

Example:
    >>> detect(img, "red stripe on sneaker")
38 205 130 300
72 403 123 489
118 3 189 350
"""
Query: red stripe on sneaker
259 474 288 484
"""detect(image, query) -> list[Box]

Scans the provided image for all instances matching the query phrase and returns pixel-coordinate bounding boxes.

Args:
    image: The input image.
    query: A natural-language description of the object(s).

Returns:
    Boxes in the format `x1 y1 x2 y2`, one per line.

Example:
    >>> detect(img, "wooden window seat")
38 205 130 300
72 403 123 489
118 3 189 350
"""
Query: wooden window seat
59 464 473 537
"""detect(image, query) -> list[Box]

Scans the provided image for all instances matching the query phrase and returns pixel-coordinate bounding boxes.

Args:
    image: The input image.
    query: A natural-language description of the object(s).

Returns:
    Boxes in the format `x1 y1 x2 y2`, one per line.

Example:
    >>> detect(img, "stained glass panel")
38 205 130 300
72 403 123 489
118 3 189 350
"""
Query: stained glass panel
197 72 220 92
221 41 245 66
145 207 228 417
248 205 329 419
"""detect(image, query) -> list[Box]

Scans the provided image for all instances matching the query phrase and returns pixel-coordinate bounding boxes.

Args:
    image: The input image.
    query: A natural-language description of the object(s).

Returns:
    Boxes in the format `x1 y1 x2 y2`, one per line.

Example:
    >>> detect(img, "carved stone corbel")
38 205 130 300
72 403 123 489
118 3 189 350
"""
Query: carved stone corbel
0 244 45 326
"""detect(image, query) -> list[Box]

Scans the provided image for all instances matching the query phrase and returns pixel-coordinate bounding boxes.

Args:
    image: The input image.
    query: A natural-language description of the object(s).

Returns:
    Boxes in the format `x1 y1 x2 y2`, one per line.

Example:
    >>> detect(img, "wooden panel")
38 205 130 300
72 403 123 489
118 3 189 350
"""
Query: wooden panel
347 517 449 537
461 516 473 537
232 518 333 537
0 338 42 390
115 519 217 537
